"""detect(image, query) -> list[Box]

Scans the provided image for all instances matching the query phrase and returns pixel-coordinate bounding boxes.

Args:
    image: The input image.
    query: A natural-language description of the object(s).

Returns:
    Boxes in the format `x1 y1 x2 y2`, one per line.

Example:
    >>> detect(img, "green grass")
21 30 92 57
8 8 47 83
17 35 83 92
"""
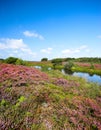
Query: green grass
72 64 101 75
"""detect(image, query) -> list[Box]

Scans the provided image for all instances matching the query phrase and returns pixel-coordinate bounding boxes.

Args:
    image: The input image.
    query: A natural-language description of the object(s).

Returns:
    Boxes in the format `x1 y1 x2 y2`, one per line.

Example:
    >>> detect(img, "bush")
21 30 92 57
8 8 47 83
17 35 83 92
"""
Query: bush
15 58 27 65
4 57 18 64
41 58 48 62
51 58 63 64
64 61 74 71
4 57 28 66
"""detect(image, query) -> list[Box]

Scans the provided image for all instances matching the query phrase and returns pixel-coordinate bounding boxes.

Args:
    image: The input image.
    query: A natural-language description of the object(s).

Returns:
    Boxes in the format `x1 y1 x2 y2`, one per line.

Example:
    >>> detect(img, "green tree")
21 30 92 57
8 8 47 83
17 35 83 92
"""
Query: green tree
51 58 63 64
41 58 48 62
4 57 18 64
64 61 74 71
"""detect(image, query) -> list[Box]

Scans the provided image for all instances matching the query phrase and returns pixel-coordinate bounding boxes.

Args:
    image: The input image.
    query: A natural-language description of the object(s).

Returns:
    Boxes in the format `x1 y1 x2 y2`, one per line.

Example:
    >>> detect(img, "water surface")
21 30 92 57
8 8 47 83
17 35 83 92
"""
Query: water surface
34 66 101 84
62 69 101 84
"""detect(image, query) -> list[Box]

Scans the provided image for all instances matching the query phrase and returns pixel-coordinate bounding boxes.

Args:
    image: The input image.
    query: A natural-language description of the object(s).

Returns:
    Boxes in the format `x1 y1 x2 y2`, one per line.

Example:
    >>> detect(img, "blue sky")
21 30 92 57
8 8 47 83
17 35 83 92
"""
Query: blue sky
0 0 101 61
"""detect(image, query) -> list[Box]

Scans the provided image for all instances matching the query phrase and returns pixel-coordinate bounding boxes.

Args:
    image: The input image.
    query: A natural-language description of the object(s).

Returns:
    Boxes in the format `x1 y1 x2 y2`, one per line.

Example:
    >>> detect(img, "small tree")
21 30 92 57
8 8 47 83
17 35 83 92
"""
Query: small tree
64 61 74 71
41 58 48 62
4 57 18 64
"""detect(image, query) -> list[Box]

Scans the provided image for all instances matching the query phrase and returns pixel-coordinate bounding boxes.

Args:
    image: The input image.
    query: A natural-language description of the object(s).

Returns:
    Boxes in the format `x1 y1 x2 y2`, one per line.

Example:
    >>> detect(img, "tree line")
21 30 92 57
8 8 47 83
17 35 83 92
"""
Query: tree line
51 57 101 63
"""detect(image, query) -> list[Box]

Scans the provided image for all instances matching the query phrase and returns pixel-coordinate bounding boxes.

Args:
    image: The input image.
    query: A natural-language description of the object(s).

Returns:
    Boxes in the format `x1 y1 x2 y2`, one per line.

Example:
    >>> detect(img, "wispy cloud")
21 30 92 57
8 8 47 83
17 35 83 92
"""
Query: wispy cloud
41 47 53 54
97 35 101 38
62 45 89 54
0 38 36 60
23 30 44 40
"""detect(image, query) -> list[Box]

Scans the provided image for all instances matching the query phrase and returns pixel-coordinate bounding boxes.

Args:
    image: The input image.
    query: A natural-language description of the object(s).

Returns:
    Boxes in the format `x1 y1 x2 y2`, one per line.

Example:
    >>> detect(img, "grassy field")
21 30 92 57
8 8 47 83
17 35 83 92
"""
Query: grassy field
0 63 101 129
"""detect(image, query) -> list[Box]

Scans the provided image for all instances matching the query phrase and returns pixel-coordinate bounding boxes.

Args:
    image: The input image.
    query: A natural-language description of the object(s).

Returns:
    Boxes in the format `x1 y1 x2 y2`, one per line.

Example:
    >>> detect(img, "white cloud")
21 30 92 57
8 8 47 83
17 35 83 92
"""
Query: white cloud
62 45 88 54
0 38 36 60
41 47 53 54
97 35 101 38
23 30 44 40
23 31 35 37
0 38 26 49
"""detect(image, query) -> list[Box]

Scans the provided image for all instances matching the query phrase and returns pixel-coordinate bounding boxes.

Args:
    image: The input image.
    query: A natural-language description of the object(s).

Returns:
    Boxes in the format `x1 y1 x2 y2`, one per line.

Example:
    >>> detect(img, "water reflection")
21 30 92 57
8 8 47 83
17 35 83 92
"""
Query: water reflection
88 73 94 77
34 66 101 84
71 72 101 84
63 69 74 75
62 69 101 84
34 66 52 71
34 66 41 69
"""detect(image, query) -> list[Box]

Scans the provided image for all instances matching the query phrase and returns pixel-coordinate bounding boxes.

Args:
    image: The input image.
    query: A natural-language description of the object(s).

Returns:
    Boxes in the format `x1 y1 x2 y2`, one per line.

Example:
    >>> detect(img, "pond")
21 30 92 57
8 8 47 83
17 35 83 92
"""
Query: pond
34 66 101 84
62 69 101 84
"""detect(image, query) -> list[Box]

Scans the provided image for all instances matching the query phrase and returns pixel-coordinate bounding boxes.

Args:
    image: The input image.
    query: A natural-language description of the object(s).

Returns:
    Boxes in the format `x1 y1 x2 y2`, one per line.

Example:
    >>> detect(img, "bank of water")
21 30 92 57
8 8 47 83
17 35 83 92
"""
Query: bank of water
62 70 101 84
34 66 101 84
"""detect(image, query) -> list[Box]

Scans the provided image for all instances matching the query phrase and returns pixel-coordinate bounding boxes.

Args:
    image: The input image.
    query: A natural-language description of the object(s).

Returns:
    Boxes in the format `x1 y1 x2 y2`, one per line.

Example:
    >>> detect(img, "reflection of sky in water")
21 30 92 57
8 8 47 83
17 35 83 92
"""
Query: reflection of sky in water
34 67 101 85
73 72 101 84
34 66 41 69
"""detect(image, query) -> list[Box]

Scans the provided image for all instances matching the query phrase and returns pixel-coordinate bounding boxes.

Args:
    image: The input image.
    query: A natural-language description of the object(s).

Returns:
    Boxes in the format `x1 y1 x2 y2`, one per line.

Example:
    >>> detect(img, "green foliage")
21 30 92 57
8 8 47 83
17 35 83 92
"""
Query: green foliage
4 57 28 66
41 66 49 72
15 96 26 108
51 57 101 63
90 63 94 69
51 58 63 64
51 58 63 69
41 58 48 61
18 96 26 103
75 57 101 63
64 57 75 62
64 61 74 71
4 57 18 64
15 58 27 65
72 65 101 75
0 99 7 106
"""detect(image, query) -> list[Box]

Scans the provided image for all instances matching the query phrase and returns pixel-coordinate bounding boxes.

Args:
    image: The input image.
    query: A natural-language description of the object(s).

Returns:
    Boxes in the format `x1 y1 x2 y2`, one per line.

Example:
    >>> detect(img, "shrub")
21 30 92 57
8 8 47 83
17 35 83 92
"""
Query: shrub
15 58 27 65
51 58 63 64
64 61 74 71
41 58 48 62
4 57 18 64
4 57 28 66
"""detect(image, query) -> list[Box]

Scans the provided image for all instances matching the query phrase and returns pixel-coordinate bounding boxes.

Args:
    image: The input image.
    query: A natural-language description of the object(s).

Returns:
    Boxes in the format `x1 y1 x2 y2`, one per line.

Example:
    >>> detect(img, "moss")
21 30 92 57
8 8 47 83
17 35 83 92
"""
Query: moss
0 99 7 106
18 96 26 103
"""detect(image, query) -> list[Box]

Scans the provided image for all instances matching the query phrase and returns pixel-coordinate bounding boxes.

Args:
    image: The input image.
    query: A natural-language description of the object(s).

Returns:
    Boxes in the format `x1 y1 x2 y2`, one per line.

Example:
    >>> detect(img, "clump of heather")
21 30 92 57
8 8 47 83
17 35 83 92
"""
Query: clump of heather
53 78 80 88
0 63 49 87
0 63 101 129
94 64 101 69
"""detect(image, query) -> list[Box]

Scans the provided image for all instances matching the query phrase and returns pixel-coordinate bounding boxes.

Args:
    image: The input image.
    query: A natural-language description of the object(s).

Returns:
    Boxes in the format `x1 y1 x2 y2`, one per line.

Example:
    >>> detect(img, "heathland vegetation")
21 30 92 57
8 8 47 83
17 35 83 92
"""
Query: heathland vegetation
29 57 101 75
0 57 101 129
